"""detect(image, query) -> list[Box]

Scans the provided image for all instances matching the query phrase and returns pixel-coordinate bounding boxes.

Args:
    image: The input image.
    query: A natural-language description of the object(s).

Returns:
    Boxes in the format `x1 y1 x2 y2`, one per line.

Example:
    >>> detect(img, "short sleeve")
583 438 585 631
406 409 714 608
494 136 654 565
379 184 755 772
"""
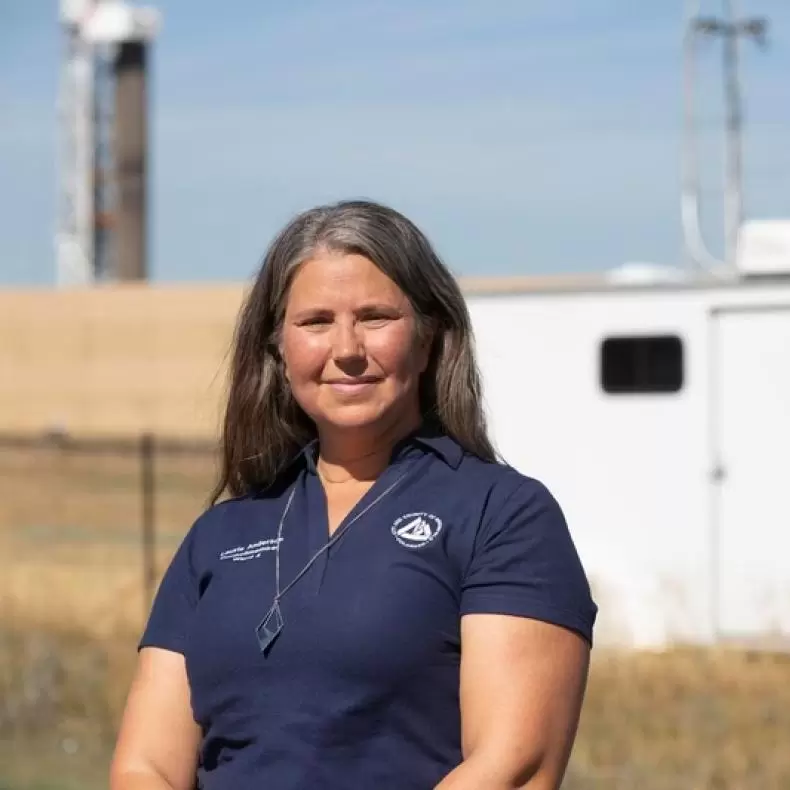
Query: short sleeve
138 518 201 654
461 477 598 646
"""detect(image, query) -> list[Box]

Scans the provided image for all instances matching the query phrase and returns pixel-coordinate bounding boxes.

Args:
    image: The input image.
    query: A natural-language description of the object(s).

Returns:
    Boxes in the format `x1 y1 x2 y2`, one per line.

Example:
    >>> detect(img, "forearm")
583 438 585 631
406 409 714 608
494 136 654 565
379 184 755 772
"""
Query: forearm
435 757 508 789
109 769 182 790
435 753 548 790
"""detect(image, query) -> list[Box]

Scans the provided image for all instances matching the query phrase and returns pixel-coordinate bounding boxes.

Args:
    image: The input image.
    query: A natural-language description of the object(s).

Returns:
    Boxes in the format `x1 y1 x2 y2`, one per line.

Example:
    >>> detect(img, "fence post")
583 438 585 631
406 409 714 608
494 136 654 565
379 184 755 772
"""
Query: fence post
141 433 156 615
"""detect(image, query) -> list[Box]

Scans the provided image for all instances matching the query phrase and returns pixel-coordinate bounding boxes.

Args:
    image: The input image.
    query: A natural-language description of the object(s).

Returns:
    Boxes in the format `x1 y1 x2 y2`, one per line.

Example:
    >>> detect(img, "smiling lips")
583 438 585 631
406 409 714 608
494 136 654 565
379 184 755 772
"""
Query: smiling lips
324 376 382 396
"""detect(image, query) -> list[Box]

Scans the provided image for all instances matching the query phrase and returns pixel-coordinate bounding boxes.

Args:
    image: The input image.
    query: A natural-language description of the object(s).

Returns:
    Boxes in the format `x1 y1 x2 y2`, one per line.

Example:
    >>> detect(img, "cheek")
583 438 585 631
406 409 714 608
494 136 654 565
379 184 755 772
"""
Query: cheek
281 332 326 382
370 328 426 378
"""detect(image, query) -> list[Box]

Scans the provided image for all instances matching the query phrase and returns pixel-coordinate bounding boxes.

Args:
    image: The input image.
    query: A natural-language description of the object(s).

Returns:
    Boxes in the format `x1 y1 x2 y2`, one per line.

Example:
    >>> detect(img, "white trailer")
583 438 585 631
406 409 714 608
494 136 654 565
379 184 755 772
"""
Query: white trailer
464 221 790 649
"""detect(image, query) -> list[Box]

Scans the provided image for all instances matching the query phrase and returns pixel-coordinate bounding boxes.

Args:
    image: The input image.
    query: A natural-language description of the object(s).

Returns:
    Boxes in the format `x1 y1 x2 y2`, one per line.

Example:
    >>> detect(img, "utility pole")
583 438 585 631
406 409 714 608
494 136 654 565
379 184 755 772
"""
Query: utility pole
681 0 768 271
114 38 149 280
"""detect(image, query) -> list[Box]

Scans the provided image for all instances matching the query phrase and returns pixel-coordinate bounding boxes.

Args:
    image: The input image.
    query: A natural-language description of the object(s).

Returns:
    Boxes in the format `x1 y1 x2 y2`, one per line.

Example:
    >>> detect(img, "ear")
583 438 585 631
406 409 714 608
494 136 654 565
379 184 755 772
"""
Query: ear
279 346 291 383
270 338 291 382
416 321 436 374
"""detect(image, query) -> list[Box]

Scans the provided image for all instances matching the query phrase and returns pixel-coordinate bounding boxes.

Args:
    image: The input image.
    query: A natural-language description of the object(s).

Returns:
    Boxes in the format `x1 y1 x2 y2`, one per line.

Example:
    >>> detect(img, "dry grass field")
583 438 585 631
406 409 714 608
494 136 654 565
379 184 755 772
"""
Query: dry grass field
2 442 790 790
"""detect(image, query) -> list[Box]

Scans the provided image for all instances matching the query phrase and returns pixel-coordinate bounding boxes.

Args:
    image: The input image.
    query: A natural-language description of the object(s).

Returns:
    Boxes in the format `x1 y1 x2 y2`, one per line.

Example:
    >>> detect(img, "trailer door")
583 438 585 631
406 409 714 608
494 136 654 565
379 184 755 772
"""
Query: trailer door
713 307 790 645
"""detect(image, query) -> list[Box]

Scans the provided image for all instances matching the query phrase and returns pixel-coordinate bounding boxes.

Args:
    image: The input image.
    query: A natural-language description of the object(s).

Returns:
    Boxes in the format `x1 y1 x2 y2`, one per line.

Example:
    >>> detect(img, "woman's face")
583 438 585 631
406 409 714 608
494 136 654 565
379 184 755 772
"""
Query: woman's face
280 250 432 438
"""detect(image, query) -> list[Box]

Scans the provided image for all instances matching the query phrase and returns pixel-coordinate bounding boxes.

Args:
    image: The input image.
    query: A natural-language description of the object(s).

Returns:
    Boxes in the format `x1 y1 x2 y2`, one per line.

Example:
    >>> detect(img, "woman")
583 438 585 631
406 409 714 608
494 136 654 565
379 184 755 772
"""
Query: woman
110 200 597 790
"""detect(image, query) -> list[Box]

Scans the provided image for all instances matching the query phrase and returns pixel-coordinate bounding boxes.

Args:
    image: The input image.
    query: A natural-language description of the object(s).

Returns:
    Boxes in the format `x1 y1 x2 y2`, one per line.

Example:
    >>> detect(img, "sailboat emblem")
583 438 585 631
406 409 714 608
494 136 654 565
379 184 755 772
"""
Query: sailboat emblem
391 512 443 548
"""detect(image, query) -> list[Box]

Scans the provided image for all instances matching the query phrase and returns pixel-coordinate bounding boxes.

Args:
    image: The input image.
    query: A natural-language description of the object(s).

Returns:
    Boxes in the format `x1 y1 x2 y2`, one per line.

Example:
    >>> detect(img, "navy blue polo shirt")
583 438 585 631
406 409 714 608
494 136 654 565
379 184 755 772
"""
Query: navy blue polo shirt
140 430 597 789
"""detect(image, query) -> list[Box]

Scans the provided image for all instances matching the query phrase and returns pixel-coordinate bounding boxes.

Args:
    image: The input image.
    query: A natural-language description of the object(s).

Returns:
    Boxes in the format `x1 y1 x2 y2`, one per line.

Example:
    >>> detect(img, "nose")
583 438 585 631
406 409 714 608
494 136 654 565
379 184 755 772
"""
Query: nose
331 318 366 368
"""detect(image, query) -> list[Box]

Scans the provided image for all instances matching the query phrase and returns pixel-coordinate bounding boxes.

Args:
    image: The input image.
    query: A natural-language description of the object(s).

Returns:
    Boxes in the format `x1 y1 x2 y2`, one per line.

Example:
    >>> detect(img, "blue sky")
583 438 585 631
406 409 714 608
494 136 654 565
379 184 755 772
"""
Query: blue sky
1 0 788 286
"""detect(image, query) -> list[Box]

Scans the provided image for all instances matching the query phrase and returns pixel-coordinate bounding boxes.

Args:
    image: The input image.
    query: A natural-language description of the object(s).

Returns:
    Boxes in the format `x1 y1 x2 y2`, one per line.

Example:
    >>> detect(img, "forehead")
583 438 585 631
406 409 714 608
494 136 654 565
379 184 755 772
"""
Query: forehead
286 252 407 308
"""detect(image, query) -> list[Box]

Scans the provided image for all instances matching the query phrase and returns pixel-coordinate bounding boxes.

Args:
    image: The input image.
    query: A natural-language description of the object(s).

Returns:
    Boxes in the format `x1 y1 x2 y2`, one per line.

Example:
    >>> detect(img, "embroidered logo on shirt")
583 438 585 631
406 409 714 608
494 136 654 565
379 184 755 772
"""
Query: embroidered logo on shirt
219 538 282 562
391 512 443 548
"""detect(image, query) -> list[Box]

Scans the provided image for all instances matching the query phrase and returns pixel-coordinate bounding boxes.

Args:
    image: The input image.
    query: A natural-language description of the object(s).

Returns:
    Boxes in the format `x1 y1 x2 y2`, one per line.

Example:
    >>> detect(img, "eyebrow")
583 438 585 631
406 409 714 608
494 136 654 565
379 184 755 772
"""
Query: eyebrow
289 304 404 321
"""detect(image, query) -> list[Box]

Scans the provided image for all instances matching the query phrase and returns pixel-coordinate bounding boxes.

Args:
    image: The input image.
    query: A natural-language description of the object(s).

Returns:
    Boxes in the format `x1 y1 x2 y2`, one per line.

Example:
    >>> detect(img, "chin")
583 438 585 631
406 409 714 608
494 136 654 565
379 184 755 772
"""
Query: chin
321 409 387 431
312 401 394 433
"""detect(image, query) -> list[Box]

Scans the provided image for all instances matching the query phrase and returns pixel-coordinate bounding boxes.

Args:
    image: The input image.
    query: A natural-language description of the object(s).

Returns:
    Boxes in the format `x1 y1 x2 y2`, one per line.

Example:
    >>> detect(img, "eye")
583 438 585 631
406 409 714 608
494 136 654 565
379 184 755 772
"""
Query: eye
297 315 332 328
358 309 400 326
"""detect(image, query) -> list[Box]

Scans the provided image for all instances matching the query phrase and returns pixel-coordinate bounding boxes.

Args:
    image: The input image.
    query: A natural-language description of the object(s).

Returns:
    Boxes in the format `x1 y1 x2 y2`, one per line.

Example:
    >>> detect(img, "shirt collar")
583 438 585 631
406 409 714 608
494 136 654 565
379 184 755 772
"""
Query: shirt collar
394 424 464 469
290 423 464 474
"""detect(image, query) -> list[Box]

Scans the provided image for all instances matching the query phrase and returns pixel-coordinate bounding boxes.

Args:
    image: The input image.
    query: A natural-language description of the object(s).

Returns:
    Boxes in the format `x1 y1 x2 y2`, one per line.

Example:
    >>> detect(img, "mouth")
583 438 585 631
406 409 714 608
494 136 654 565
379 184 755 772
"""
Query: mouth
324 376 382 395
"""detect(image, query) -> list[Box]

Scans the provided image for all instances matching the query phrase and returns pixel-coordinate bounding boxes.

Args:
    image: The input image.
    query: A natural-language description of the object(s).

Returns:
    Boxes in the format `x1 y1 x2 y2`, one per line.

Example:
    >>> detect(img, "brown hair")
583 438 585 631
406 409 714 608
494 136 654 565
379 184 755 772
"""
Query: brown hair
211 199 497 504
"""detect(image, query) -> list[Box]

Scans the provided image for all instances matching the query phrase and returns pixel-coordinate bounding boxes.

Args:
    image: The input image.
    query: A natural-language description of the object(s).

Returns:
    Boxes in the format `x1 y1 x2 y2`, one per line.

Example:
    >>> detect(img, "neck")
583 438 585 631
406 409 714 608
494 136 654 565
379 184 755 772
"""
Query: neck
317 412 422 484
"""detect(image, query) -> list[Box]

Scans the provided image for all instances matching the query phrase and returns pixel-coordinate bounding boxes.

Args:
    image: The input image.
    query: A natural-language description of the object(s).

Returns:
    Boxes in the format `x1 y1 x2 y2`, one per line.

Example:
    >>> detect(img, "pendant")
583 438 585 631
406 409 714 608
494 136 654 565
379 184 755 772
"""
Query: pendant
256 601 284 655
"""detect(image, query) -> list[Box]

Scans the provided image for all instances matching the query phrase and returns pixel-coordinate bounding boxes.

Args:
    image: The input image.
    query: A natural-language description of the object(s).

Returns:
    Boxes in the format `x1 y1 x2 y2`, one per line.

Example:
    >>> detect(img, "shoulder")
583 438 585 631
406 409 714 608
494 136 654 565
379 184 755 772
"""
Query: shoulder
423 445 563 540
435 451 571 560
456 457 597 645
189 493 257 535
182 490 286 568
454 452 560 516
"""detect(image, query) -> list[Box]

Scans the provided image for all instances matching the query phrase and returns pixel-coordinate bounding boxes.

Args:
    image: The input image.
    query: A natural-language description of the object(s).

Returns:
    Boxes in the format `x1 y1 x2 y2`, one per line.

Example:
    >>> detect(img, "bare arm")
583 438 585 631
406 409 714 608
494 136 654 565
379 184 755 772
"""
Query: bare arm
110 647 202 790
435 615 590 790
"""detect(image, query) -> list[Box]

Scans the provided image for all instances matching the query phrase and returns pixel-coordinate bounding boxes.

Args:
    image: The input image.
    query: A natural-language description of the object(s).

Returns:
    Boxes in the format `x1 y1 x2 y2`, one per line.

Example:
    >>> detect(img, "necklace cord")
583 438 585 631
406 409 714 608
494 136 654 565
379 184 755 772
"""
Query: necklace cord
257 452 434 654
274 472 407 603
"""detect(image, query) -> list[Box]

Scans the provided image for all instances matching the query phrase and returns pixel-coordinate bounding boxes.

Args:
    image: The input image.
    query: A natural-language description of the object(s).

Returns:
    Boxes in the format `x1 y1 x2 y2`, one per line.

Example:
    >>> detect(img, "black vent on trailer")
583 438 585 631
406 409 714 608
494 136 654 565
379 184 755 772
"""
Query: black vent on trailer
600 335 684 394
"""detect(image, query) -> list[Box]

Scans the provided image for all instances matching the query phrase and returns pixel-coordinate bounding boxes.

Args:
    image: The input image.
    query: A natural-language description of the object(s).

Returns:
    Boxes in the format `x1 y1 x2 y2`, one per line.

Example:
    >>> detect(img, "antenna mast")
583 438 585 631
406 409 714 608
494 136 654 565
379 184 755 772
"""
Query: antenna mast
56 0 161 287
681 0 768 272
57 0 97 286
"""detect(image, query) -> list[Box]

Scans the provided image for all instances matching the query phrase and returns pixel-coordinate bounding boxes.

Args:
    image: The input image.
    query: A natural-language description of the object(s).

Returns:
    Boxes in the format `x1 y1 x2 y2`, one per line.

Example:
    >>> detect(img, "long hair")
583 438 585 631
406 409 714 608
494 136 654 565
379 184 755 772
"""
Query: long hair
210 199 497 504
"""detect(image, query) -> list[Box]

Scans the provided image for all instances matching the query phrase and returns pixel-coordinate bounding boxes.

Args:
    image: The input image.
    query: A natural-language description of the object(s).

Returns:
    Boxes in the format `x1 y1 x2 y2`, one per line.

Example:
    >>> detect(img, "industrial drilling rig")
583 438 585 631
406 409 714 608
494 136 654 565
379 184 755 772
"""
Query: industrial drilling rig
57 0 160 287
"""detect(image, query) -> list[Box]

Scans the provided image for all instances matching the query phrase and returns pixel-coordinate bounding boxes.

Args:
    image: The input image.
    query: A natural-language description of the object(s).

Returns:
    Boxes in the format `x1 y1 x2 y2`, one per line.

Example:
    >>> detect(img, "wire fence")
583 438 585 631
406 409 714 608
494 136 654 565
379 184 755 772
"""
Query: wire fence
0 431 217 789
1 432 788 790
